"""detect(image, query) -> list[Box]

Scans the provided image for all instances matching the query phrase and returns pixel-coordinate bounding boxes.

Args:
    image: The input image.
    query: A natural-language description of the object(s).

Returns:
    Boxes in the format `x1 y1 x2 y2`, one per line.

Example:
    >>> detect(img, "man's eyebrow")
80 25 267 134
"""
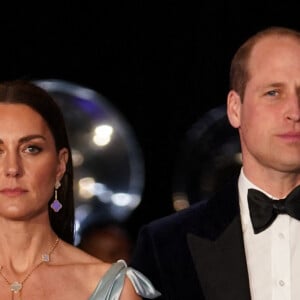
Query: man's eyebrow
0 134 46 144
260 82 285 88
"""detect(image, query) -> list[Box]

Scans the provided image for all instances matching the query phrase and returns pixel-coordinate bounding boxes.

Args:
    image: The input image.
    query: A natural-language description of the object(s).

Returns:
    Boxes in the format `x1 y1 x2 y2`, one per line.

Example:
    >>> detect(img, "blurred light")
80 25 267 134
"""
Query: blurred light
34 79 145 226
93 184 113 203
75 204 94 222
74 204 95 246
78 177 113 203
173 193 190 211
78 177 96 199
235 152 243 164
71 148 84 167
111 193 141 208
74 219 81 246
93 124 114 146
75 219 81 232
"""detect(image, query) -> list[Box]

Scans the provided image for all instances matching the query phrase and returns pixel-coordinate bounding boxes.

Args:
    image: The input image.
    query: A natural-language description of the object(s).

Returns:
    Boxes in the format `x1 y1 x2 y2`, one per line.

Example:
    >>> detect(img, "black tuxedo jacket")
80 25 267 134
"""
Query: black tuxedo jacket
131 180 252 300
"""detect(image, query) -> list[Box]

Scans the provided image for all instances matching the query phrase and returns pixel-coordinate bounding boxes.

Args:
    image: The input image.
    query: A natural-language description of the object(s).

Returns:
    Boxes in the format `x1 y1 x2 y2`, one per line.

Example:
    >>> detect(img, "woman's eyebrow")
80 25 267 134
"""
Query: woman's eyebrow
19 134 46 143
0 135 46 144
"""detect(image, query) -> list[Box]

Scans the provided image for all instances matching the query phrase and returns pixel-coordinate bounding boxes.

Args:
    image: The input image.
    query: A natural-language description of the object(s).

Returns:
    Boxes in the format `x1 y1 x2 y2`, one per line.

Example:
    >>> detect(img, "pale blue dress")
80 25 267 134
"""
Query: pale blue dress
89 260 161 299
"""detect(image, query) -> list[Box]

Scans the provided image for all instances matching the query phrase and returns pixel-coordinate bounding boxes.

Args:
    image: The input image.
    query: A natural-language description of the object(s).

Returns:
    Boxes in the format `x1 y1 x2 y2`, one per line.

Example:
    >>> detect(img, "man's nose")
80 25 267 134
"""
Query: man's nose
286 95 300 122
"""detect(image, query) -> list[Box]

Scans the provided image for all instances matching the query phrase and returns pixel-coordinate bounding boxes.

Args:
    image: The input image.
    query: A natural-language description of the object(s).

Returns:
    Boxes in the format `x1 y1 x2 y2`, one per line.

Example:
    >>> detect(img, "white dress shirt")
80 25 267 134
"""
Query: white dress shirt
238 168 300 300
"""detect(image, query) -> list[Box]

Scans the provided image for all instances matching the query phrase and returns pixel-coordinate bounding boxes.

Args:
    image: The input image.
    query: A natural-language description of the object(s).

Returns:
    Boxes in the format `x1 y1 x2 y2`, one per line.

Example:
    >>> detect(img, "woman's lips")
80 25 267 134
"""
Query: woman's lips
0 188 28 197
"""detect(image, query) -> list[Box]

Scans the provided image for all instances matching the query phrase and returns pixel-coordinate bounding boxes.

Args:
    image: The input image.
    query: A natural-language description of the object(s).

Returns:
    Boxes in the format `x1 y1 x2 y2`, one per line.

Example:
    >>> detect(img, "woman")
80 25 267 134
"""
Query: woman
0 80 160 299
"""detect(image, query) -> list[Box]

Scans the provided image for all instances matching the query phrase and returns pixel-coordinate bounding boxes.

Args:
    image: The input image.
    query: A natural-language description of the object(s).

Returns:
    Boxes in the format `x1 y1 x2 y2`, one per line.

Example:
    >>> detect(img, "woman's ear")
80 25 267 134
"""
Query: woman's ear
56 148 69 180
227 90 242 128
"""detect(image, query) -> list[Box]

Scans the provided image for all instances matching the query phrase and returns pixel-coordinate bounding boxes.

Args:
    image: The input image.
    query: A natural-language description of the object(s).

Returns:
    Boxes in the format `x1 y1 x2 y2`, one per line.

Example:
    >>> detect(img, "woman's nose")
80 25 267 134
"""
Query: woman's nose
6 167 20 177
4 154 22 177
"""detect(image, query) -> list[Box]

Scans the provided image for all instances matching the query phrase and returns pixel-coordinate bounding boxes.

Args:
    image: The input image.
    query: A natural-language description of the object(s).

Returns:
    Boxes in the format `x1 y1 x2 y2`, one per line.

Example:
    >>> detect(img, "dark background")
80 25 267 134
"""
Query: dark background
1 1 300 240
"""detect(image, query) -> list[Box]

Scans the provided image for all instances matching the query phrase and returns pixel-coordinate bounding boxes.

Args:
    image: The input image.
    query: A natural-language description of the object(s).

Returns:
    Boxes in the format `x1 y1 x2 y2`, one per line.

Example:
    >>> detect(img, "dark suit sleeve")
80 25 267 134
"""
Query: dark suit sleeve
130 225 166 300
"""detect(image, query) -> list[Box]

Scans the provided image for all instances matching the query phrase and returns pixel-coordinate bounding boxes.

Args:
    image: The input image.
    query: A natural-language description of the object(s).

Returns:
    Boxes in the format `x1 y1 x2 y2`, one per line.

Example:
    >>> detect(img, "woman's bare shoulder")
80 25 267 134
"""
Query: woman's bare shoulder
52 241 143 299
53 239 111 284
57 240 108 264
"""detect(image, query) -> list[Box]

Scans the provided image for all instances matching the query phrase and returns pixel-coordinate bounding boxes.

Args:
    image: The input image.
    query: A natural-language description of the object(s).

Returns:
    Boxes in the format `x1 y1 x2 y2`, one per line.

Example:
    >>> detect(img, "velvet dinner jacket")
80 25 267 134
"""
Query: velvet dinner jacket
131 180 252 300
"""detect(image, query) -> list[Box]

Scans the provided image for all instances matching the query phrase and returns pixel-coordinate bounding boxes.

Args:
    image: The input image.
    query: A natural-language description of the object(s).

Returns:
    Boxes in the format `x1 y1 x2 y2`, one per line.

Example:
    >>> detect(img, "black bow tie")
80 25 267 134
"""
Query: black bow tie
247 186 300 234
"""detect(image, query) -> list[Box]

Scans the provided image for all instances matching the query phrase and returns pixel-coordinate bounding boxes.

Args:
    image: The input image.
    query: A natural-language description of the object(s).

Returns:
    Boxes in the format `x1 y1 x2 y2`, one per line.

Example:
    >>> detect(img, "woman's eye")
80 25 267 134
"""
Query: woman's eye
24 145 42 154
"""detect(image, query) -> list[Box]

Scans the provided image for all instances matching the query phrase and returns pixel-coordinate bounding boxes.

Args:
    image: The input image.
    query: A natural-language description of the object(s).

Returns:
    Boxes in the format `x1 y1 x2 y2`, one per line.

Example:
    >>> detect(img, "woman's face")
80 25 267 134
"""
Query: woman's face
0 103 68 221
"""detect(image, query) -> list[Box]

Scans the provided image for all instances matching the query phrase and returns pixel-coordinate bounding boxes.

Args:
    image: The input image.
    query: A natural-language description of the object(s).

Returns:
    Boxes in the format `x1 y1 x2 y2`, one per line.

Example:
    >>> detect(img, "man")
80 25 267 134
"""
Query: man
130 26 300 300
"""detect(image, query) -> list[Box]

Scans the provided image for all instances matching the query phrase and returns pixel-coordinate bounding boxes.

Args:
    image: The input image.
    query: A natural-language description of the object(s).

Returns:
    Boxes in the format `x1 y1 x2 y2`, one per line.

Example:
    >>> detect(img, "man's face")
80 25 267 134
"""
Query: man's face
228 35 300 176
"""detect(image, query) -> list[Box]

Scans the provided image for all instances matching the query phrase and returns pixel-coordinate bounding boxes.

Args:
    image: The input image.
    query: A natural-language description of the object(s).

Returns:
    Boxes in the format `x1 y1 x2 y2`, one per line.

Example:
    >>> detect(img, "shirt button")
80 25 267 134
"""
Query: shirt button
278 233 285 239
279 280 285 286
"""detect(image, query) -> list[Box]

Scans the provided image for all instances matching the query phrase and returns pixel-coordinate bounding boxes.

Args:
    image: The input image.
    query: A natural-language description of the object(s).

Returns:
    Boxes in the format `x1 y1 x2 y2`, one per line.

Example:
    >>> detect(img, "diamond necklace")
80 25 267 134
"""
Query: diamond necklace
0 237 59 299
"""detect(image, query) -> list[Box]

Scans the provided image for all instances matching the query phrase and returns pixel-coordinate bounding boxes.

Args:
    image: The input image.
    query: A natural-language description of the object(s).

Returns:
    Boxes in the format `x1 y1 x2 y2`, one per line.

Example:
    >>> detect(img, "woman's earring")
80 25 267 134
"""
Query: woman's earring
50 181 63 212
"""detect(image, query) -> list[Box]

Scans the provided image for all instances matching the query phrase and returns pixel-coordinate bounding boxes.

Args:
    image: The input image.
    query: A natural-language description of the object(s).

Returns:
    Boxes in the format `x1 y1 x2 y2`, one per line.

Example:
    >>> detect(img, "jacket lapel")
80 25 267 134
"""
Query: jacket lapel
187 180 251 300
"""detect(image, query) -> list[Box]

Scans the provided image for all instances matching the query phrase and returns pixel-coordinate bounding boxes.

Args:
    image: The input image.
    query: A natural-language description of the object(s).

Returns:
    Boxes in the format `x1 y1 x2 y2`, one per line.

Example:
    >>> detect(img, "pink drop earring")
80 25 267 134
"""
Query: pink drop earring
50 181 63 212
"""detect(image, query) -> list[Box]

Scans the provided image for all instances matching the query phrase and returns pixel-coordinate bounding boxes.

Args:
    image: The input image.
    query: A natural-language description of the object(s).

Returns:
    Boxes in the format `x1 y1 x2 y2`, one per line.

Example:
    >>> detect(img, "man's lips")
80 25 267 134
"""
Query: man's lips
277 132 300 141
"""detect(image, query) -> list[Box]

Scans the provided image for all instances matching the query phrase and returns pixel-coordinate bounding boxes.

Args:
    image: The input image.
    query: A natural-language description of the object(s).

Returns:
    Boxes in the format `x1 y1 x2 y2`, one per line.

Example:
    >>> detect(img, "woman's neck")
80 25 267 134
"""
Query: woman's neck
0 218 57 275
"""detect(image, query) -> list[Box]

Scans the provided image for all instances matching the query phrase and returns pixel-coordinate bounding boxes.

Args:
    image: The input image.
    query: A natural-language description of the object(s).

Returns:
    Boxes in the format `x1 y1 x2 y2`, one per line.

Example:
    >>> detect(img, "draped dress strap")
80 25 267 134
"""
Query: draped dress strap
89 260 161 300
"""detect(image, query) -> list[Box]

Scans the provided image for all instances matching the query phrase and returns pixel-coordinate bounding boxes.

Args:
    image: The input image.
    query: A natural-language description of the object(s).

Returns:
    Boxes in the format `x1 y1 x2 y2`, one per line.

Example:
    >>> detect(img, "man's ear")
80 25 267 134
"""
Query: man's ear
56 148 69 180
227 90 242 128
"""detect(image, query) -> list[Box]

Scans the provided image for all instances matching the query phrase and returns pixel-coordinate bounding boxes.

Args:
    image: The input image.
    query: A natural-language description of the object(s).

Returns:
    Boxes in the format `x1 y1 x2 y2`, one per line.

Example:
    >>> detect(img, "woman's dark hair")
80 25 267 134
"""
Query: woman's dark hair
0 79 74 244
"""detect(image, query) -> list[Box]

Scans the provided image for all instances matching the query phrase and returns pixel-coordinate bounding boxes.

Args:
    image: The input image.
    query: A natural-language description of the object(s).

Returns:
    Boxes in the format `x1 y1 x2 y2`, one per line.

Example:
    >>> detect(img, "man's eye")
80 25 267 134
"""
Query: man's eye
24 146 42 154
266 90 279 96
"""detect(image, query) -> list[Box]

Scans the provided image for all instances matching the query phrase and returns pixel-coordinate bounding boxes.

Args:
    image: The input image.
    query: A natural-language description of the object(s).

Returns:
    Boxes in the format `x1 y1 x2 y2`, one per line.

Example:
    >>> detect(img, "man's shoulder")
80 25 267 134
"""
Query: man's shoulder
144 200 208 235
143 178 239 237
